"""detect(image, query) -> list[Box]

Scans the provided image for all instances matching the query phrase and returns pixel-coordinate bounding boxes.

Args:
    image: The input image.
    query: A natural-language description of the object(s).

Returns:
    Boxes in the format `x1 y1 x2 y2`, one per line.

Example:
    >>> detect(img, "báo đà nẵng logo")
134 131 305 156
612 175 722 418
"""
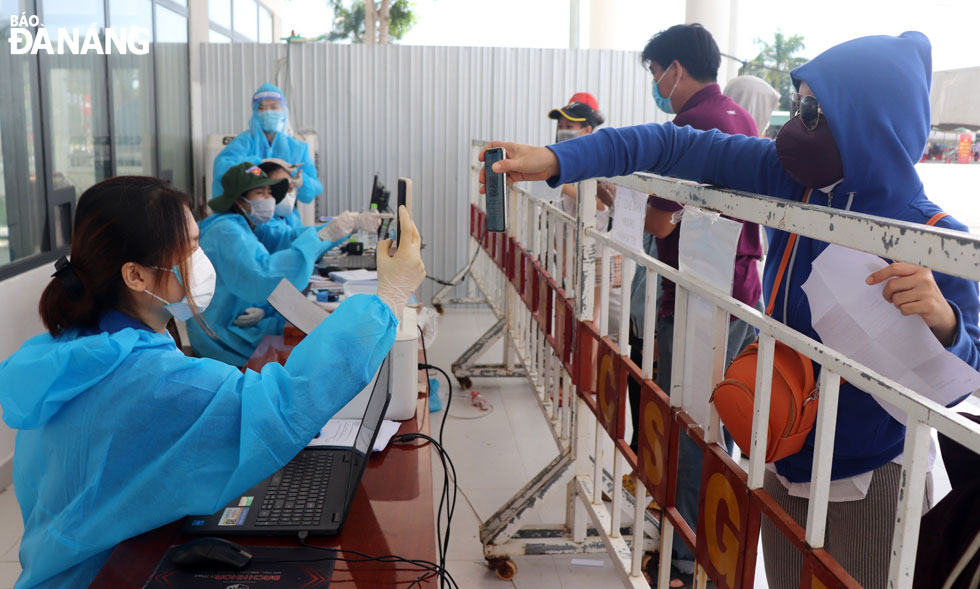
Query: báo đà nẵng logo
8 14 150 55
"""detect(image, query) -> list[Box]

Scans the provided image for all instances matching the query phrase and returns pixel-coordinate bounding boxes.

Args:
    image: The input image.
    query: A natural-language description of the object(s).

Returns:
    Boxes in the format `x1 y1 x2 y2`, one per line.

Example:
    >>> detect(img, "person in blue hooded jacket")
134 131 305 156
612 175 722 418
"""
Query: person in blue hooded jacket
478 31 980 589
0 176 426 588
212 83 322 228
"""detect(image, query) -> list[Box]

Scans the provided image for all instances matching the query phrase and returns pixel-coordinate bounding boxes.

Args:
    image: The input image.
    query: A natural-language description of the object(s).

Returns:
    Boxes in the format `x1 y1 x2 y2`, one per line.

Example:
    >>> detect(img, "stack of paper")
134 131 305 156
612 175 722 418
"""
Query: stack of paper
327 269 377 283
327 269 378 297
307 418 400 453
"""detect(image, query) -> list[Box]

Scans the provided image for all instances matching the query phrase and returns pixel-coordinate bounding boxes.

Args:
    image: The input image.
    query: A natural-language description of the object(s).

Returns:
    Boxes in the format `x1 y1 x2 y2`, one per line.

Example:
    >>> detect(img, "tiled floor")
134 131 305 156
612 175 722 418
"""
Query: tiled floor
0 486 22 589
425 307 623 588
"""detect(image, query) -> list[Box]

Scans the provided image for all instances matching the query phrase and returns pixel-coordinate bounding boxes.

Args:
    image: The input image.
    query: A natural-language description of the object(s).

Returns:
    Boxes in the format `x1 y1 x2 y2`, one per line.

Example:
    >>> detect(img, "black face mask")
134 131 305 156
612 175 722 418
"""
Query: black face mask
775 115 844 189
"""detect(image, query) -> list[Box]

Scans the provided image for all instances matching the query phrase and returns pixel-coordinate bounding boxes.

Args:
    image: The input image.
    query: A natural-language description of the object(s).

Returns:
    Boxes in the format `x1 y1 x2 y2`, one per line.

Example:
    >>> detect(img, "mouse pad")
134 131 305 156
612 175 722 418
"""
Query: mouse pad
143 545 336 588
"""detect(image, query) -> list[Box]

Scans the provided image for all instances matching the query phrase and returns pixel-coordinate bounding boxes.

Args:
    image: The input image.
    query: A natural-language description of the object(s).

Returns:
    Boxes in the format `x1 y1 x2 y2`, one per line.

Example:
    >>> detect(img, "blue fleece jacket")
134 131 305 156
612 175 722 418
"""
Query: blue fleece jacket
547 31 980 482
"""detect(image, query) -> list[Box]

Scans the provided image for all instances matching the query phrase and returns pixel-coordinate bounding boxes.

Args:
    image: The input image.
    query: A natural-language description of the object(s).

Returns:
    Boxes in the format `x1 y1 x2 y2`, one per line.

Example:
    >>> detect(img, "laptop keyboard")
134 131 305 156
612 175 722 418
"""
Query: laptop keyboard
320 254 377 270
254 452 334 527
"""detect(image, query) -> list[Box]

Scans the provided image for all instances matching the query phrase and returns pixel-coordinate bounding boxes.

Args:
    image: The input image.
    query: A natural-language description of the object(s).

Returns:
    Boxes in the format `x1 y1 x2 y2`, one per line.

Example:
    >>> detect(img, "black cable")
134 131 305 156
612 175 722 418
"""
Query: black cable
421 363 453 448
425 248 480 286
412 327 457 589
288 531 460 588
425 274 462 286
393 433 458 589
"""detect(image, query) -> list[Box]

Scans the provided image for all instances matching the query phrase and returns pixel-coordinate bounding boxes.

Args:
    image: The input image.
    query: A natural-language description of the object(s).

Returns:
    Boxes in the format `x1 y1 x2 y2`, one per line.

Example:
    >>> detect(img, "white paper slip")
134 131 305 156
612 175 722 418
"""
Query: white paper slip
267 278 329 335
307 419 400 453
608 187 648 250
803 244 980 423
328 269 377 283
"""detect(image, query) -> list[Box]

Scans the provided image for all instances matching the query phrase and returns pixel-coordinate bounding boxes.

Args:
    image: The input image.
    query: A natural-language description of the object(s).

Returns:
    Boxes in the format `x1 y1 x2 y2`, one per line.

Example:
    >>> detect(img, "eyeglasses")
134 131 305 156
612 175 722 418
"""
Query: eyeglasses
791 94 823 130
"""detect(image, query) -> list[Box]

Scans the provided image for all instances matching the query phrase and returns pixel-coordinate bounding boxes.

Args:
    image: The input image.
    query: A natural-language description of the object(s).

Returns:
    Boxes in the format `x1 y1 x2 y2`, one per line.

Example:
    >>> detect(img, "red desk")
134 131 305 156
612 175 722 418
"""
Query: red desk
92 335 437 587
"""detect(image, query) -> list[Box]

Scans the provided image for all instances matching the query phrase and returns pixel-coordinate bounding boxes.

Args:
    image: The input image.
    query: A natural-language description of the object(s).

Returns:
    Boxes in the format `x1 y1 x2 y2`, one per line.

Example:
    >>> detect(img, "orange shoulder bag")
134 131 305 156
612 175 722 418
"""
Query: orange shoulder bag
711 194 949 463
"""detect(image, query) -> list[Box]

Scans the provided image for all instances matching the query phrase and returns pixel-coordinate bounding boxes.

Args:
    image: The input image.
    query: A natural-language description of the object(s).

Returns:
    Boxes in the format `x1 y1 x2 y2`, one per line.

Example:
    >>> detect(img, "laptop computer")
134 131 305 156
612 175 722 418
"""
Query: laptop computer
183 358 391 536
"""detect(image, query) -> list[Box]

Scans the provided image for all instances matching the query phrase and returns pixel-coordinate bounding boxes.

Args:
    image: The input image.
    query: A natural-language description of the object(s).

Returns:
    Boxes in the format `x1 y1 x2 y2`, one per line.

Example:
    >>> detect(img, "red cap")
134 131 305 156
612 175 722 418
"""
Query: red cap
568 92 599 111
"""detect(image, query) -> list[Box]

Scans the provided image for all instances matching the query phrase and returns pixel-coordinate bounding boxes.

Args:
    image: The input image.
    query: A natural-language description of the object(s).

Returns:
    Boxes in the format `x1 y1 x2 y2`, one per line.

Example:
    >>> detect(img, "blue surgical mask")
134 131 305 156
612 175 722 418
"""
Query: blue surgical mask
242 197 276 226
146 248 217 321
257 109 285 133
652 63 678 115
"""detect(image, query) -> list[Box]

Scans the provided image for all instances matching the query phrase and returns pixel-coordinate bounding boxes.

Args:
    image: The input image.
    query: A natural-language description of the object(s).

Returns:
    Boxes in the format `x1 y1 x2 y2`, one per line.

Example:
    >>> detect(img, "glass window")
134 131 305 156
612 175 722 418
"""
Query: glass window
155 5 192 193
233 0 257 41
155 3 188 43
109 0 155 177
42 0 112 203
0 0 43 265
258 5 272 43
208 0 231 29
209 28 231 43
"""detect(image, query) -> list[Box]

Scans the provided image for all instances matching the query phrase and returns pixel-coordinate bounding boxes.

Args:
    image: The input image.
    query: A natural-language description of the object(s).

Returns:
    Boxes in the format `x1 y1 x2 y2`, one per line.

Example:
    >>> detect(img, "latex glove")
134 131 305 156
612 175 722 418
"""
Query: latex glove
293 168 304 189
353 211 392 233
233 307 265 327
319 211 357 242
376 206 426 317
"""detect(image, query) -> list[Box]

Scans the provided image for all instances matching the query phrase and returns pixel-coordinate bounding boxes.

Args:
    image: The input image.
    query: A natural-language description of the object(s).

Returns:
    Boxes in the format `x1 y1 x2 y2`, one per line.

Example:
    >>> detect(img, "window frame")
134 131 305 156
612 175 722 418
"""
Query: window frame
0 0 192 280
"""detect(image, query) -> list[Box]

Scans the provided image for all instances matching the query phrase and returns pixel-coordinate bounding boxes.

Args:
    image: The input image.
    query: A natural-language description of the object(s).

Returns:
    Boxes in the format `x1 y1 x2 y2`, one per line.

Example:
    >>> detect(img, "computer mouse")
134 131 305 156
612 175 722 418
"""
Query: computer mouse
169 537 253 571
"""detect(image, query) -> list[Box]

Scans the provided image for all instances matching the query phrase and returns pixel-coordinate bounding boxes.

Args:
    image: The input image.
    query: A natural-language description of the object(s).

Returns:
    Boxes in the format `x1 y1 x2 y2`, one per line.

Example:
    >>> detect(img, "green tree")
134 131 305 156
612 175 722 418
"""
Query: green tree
326 0 418 43
740 31 808 111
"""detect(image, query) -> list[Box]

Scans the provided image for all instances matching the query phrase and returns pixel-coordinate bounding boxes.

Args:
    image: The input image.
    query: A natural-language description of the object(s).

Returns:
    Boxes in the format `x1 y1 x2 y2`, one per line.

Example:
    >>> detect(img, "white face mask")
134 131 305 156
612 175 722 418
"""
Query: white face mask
275 190 297 217
242 197 276 226
556 129 581 143
146 248 217 321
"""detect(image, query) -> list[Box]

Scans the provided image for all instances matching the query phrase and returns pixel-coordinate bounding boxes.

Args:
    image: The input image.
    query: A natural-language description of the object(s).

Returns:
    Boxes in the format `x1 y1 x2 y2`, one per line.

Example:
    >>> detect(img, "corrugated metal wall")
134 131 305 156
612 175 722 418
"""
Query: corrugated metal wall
201 43 669 301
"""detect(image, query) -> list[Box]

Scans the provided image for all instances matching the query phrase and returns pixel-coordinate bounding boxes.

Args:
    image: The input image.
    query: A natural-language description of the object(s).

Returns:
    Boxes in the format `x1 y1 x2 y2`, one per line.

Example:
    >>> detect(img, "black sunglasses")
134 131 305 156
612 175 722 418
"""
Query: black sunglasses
791 94 823 131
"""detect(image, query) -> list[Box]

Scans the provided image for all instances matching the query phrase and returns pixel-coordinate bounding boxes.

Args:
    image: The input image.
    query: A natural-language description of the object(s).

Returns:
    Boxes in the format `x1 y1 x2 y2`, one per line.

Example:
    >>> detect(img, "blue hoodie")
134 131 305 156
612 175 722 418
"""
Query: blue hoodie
547 32 980 482
212 83 323 225
0 299 396 588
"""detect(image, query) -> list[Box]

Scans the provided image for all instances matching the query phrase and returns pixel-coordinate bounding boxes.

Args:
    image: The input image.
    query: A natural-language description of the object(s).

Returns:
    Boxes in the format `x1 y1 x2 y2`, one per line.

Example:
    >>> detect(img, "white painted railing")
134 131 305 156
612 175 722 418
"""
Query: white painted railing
459 140 980 588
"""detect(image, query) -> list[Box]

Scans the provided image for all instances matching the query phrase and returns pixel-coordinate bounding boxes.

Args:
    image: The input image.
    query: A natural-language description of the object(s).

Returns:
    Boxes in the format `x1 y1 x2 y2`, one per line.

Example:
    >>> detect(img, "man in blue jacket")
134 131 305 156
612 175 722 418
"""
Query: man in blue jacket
480 31 980 589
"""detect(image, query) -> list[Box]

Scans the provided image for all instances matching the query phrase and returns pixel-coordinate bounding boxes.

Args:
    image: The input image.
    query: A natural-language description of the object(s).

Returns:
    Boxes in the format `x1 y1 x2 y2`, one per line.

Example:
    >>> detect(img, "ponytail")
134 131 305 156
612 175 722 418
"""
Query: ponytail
38 258 99 336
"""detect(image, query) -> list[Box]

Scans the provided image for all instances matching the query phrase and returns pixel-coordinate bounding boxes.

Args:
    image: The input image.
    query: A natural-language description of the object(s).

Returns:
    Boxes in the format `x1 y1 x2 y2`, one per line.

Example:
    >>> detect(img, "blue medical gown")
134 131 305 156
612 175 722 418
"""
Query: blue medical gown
211 124 322 209
187 213 339 366
254 214 315 254
0 298 397 588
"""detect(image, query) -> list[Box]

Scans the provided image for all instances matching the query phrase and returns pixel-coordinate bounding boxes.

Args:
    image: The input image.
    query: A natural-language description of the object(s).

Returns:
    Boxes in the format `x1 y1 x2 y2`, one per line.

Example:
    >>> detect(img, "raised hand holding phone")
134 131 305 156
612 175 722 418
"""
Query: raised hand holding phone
483 148 507 232
394 177 413 254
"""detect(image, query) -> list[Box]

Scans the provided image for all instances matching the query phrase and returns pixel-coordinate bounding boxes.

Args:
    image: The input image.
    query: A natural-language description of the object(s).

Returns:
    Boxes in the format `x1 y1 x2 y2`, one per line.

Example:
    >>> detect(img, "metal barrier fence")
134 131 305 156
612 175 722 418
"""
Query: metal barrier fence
432 140 980 588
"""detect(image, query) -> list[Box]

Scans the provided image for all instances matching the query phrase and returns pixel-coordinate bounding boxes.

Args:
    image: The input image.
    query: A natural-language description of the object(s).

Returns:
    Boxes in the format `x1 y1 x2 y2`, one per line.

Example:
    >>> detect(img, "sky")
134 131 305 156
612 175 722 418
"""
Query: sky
282 0 980 72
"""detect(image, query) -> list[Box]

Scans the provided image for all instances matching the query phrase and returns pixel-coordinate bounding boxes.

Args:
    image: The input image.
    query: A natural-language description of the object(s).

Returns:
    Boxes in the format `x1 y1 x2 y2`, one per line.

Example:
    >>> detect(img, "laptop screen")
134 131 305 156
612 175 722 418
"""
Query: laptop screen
353 357 390 456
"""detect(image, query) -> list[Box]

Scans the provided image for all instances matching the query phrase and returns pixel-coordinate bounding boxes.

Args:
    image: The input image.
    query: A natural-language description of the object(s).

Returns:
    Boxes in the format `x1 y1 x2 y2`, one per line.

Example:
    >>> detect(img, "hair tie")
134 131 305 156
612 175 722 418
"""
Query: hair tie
52 256 84 297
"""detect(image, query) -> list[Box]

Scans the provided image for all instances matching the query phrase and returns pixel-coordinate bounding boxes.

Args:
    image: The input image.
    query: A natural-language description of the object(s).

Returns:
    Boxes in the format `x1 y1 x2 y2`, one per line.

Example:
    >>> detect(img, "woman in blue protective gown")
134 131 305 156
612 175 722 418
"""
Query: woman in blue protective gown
0 176 425 588
212 82 322 230
187 162 379 366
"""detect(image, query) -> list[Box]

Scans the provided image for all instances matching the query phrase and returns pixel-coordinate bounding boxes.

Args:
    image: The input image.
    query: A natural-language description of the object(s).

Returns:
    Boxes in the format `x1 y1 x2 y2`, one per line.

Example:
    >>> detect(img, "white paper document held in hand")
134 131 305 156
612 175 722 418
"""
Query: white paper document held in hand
802 244 980 424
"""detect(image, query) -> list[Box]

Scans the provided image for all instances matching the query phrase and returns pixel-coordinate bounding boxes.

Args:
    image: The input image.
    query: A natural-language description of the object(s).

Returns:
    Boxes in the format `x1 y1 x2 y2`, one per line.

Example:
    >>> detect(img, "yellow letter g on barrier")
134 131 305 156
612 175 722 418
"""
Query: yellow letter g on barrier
704 472 740 588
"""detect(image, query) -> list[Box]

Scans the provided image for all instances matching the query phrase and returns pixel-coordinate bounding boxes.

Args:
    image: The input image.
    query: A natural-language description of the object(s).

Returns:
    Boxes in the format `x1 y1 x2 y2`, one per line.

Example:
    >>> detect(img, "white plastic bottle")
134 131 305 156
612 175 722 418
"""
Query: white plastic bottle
364 202 379 252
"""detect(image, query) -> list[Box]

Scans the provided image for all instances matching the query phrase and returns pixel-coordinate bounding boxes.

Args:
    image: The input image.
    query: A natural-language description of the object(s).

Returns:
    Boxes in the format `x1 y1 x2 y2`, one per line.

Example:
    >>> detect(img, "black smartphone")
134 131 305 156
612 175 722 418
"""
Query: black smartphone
396 177 412 251
484 147 507 232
